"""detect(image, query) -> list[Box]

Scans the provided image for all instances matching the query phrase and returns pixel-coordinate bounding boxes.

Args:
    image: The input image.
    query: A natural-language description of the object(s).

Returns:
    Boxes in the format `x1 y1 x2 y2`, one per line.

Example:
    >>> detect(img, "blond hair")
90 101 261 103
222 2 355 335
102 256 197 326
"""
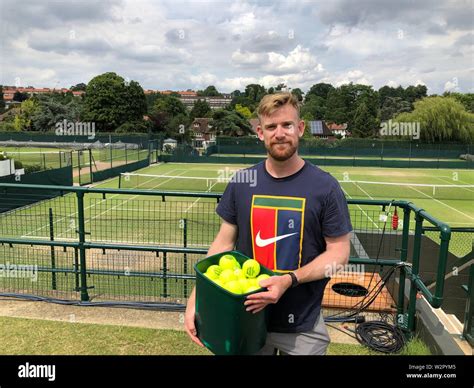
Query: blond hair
257 92 300 121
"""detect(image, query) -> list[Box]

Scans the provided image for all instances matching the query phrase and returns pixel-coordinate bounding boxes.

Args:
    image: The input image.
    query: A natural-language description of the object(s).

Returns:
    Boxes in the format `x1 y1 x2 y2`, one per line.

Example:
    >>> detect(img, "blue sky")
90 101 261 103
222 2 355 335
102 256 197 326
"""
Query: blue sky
1 0 472 94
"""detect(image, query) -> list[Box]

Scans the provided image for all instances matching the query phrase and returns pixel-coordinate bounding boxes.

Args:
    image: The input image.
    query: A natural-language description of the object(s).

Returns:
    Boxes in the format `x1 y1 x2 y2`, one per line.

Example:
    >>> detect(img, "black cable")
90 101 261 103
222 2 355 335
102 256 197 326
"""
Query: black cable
355 320 406 354
323 201 409 353
0 293 185 311
325 322 358 340
325 201 395 320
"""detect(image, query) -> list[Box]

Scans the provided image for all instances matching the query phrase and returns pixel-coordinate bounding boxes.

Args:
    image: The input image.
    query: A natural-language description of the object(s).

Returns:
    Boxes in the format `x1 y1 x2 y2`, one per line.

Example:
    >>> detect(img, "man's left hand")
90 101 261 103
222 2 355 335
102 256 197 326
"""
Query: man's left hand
244 274 292 314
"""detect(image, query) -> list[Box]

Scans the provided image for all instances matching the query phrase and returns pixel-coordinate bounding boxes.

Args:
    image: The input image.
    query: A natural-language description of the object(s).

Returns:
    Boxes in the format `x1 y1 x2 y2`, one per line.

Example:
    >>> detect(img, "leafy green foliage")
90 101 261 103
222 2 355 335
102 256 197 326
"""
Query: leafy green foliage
210 109 252 136
190 99 212 119
82 72 147 131
394 96 474 142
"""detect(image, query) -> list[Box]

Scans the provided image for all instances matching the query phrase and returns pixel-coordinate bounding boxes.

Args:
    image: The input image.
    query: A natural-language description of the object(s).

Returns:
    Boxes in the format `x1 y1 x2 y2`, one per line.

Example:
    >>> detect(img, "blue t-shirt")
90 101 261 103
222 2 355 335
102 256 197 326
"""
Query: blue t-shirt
216 160 353 333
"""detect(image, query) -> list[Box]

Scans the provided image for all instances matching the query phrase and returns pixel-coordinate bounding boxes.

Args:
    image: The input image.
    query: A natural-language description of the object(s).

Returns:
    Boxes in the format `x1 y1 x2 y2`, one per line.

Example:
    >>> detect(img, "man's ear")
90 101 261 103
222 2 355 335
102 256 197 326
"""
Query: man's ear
257 125 264 141
298 119 305 138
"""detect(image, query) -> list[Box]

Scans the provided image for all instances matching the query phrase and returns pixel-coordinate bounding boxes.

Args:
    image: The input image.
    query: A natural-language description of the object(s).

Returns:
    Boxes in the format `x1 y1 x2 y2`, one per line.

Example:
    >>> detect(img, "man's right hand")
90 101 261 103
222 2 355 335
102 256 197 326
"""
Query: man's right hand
184 289 204 347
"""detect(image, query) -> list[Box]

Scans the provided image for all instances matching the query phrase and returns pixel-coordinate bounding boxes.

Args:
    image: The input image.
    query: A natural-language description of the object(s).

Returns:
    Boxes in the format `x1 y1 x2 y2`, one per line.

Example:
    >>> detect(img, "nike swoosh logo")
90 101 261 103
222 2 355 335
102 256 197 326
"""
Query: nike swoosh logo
255 231 298 247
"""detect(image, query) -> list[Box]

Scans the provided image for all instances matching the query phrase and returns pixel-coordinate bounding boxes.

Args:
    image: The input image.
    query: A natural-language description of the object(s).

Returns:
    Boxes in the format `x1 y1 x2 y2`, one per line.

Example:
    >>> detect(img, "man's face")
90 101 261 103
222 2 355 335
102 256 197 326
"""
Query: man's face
257 104 305 162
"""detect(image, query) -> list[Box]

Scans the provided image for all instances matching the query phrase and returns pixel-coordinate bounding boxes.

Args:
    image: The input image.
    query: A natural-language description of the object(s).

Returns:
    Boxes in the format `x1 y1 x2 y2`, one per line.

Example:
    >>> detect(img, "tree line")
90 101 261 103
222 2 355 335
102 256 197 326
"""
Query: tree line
0 72 473 143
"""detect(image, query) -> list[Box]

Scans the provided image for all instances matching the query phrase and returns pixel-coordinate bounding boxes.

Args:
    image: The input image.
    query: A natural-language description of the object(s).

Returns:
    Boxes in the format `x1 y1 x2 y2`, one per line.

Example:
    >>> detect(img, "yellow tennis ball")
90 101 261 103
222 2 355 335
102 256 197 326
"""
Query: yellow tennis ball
205 265 222 279
247 278 258 287
238 278 249 290
214 279 225 288
242 259 260 278
219 255 236 271
233 268 245 279
244 284 261 294
219 269 236 283
256 274 270 285
225 280 243 294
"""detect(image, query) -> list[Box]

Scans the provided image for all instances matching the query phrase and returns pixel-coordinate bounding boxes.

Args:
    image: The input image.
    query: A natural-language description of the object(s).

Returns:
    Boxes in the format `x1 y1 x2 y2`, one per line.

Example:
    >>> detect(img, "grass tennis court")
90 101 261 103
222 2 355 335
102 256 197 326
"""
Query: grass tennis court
0 160 471 306
1 161 472 243
116 161 473 228
0 146 149 171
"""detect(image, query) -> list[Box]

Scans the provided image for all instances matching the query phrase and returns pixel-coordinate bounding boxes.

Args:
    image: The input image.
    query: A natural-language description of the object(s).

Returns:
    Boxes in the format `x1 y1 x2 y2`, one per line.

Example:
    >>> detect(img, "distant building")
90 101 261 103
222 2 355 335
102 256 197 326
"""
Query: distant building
327 123 350 139
144 89 232 110
2 86 84 109
308 121 334 139
162 138 178 152
180 94 232 110
190 118 216 150
248 118 260 137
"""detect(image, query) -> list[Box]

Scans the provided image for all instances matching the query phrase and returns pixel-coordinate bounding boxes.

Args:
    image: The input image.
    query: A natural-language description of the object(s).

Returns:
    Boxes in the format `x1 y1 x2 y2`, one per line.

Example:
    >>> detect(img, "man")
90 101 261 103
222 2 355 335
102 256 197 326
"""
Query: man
185 92 352 355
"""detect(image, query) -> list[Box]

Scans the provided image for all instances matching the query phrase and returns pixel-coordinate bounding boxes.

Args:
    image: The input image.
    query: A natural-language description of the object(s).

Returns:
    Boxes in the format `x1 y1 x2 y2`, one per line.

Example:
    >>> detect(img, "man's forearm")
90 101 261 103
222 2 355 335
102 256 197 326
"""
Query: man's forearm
293 247 349 284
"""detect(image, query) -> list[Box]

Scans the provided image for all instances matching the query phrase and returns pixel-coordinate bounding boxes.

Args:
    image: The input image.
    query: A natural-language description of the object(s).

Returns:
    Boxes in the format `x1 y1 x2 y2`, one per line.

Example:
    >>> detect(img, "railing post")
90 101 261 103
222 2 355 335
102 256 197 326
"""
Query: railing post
407 211 423 333
183 218 188 298
433 225 451 305
76 191 89 301
397 206 411 322
463 265 474 346
162 252 168 298
49 208 57 290
89 149 93 184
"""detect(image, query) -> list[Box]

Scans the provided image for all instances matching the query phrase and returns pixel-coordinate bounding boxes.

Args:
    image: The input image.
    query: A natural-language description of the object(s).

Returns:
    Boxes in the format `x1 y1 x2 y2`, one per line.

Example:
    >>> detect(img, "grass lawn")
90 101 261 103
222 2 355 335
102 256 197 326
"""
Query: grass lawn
0 316 430 355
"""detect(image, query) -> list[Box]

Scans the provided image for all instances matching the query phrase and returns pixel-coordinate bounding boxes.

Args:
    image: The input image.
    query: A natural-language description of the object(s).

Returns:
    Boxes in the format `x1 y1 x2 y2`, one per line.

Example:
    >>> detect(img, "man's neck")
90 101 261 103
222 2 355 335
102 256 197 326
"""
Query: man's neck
265 153 305 178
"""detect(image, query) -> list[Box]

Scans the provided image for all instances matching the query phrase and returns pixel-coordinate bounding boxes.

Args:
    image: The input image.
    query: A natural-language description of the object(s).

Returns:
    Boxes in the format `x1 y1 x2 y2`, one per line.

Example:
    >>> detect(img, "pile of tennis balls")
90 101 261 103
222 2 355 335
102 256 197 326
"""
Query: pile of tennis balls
204 254 271 294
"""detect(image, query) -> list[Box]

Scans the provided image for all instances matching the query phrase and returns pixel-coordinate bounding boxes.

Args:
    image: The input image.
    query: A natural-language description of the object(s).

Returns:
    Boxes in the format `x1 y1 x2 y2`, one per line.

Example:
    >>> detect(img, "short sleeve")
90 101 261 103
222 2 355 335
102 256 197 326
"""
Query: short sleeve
322 180 353 237
216 181 237 225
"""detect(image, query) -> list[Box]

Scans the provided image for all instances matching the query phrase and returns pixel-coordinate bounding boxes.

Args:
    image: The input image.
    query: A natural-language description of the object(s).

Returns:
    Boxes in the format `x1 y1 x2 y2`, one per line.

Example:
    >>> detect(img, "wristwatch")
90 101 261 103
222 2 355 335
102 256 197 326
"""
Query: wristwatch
287 272 299 288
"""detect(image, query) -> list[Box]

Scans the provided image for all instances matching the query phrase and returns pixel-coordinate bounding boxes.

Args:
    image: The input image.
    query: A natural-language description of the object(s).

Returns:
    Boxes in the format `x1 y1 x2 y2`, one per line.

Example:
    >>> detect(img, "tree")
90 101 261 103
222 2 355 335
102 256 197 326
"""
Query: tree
325 83 379 131
197 85 221 97
0 86 5 114
244 84 267 105
153 95 187 117
444 92 474 113
352 101 379 137
301 96 325 120
13 99 39 131
231 90 242 98
380 96 411 121
325 87 350 124
235 104 252 119
292 88 304 102
30 94 82 131
405 84 427 104
210 109 252 136
305 83 334 102
13 91 29 102
150 95 189 138
70 83 87 91
81 72 147 131
190 99 212 120
302 113 314 139
146 92 163 113
394 96 474 143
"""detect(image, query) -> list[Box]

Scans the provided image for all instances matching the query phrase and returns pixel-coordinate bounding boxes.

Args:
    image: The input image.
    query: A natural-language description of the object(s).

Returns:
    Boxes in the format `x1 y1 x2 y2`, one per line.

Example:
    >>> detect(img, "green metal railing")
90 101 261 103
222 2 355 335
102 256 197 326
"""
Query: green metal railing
0 183 453 335
462 265 474 346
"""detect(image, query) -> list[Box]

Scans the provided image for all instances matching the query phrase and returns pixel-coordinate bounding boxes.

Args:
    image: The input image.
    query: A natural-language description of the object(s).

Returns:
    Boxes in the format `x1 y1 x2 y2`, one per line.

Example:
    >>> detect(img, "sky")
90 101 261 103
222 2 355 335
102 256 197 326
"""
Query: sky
0 0 473 94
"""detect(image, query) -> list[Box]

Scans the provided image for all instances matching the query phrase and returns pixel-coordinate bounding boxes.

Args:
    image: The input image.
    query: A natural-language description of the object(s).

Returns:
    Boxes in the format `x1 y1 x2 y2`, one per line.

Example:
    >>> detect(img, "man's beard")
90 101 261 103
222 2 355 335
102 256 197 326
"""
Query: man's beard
265 140 298 161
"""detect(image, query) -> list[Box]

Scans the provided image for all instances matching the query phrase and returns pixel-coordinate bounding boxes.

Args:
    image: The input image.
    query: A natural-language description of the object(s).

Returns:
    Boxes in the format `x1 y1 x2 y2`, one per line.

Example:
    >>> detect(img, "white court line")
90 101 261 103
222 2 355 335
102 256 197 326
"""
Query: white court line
55 169 189 237
341 187 380 230
348 181 374 199
433 176 474 193
184 179 221 213
21 167 181 238
407 185 474 221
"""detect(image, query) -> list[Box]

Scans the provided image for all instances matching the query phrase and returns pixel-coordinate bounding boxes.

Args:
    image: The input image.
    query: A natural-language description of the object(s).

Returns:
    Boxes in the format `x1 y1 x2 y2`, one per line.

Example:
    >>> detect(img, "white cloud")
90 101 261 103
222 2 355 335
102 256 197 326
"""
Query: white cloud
0 0 472 94
444 79 461 92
